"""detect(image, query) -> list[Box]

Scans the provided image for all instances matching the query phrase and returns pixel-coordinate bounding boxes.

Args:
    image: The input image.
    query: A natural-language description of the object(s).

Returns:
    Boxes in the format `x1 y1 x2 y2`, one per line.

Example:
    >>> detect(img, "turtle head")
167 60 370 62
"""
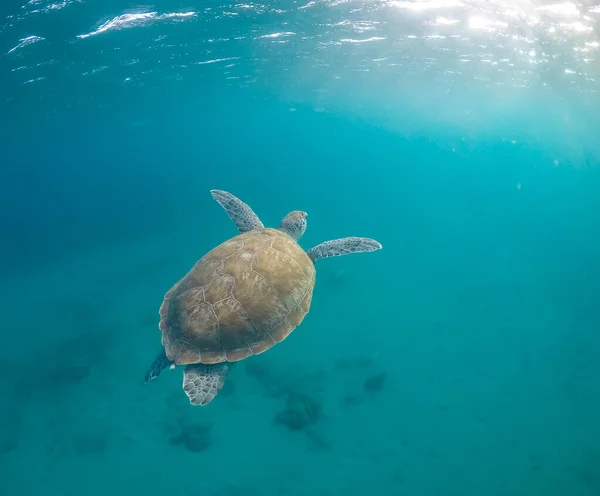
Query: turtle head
278 210 307 241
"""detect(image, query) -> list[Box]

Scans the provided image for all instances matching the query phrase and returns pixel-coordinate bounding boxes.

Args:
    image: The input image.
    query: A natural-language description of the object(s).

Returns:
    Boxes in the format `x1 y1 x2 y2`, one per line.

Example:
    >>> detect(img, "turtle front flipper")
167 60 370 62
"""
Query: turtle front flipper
307 237 382 262
144 348 173 384
182 363 228 406
210 189 264 233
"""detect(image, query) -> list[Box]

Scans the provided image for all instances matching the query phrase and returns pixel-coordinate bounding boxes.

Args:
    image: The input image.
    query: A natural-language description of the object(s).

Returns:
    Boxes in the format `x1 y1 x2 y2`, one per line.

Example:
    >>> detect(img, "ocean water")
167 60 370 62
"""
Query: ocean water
1 0 600 494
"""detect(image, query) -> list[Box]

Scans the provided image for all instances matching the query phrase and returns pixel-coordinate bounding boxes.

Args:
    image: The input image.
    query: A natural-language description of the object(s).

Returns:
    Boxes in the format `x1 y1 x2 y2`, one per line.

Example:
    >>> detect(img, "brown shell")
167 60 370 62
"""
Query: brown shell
159 228 316 365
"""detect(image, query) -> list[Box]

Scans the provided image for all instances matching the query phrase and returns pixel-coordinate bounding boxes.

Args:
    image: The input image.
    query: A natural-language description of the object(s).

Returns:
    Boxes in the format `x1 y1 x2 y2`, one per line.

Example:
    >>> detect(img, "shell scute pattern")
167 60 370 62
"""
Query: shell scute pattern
213 297 257 346
287 289 313 328
232 269 288 331
223 250 257 277
163 229 316 365
204 274 235 304
270 319 294 343
271 234 312 272
180 259 223 294
202 238 245 261
243 230 275 252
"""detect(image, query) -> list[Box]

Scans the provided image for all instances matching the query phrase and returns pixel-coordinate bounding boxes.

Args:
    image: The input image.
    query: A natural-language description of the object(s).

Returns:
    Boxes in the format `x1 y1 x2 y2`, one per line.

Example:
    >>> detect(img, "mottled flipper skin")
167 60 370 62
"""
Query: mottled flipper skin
210 189 264 233
278 211 307 241
144 348 173 383
307 237 382 262
183 363 228 406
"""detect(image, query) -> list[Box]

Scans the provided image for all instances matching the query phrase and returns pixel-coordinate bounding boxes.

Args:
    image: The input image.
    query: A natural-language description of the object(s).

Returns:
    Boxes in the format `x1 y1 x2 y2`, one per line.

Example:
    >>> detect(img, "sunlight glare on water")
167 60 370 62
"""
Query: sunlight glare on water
3 0 598 89
1 0 599 160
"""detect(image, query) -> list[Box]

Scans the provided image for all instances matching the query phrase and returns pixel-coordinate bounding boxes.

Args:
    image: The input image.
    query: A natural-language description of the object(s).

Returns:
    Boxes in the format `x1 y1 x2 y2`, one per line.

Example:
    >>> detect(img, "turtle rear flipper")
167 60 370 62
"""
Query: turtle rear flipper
144 348 173 383
183 363 228 406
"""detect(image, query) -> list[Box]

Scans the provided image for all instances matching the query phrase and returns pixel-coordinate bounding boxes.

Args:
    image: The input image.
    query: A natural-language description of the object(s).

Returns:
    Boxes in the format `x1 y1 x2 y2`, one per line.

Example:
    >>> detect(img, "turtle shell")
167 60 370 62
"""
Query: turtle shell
159 228 316 365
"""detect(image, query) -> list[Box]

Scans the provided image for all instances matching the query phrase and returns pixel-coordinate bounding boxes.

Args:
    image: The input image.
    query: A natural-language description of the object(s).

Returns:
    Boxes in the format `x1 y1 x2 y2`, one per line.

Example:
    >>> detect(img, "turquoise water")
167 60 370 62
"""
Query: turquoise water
1 1 600 495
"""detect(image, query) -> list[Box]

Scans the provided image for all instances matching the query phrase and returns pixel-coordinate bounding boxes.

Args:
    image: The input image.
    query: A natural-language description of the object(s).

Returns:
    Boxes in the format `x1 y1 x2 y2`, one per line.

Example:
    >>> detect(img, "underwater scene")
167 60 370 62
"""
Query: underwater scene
1 0 599 495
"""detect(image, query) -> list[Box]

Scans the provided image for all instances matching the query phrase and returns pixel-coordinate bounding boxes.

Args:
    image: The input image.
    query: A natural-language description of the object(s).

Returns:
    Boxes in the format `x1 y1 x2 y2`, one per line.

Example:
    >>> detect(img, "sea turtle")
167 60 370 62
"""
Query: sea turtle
144 189 382 406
